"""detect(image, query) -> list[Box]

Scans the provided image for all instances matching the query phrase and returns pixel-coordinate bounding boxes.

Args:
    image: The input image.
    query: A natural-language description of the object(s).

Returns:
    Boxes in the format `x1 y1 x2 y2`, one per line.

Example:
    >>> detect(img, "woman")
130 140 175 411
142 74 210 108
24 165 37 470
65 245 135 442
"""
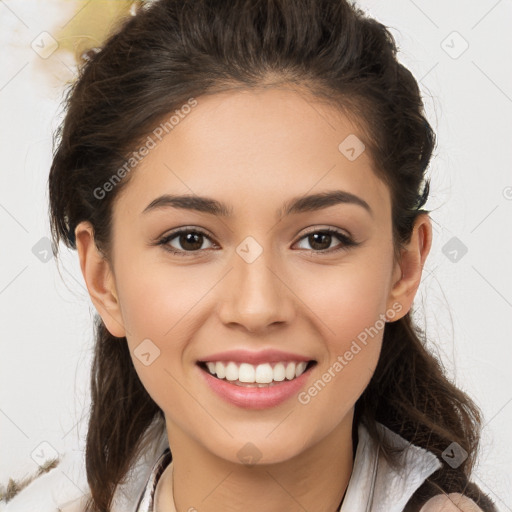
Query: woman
4 0 498 511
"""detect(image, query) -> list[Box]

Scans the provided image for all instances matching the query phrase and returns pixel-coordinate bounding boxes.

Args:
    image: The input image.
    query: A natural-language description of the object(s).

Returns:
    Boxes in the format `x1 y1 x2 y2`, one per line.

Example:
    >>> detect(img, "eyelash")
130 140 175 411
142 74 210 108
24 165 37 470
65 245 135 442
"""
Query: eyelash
155 226 359 257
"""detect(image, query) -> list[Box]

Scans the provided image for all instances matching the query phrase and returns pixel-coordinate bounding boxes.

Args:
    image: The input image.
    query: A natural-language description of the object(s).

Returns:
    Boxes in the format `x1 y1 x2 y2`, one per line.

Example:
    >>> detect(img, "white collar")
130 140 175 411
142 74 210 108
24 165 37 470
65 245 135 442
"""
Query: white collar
340 422 442 512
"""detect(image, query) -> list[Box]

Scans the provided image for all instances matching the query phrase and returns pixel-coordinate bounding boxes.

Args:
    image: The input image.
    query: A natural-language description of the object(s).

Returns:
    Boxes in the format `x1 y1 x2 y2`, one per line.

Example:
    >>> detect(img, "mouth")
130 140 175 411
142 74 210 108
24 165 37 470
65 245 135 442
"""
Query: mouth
197 360 317 388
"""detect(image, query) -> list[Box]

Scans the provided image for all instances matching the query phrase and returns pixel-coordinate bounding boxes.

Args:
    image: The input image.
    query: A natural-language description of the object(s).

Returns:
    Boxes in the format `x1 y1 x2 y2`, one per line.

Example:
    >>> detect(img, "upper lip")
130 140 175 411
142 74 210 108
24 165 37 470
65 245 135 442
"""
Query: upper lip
197 349 314 365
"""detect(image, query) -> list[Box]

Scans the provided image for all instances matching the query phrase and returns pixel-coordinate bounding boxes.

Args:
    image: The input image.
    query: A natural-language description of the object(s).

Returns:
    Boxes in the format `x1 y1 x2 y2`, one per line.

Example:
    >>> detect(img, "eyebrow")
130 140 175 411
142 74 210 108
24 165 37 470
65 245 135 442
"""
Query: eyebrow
142 190 373 218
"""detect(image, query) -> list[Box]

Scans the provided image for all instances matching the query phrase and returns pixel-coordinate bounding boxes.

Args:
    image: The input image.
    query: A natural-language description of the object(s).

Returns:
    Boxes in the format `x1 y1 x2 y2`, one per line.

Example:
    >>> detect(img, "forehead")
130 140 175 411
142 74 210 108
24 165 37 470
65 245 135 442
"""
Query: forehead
114 87 391 222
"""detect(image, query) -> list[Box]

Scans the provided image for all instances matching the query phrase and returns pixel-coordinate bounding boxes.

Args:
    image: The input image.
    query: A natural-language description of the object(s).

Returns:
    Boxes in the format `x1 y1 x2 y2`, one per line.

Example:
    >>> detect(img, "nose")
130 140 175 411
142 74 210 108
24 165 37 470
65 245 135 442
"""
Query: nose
217 245 295 334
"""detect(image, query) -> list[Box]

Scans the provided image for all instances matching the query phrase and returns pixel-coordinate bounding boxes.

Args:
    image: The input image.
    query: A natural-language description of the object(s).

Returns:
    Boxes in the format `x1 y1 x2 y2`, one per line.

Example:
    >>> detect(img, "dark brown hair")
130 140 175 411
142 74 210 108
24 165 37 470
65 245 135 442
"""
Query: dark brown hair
48 1 493 510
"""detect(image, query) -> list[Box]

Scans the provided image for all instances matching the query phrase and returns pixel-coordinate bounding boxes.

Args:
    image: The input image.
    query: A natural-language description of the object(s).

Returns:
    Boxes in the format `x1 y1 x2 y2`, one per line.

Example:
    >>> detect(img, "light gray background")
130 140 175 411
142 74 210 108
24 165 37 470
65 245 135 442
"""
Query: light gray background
1 0 511 509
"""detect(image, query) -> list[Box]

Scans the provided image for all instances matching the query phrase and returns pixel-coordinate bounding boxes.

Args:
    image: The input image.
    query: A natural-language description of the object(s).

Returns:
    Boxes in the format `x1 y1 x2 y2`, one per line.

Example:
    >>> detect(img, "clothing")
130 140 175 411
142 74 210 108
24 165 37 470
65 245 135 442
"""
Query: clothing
136 422 444 512
1 422 485 512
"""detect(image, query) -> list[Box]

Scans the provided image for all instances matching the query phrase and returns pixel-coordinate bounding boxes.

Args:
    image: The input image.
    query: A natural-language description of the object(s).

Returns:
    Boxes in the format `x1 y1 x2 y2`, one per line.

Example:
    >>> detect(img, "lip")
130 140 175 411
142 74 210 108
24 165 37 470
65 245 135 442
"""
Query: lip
197 360 316 410
197 349 313 365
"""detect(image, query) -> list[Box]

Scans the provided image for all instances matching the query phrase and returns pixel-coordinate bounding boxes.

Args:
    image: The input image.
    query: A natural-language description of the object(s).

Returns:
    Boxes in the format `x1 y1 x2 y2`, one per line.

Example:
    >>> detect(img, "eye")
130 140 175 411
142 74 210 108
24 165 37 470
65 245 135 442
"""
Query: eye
293 228 358 254
157 227 217 256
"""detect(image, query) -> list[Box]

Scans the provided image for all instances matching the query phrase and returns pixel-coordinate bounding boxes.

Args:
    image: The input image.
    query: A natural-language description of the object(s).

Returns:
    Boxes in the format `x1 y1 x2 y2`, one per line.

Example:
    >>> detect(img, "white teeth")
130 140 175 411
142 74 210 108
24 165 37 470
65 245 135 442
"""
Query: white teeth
285 362 296 380
273 363 286 382
225 362 239 381
255 363 273 383
239 363 255 383
295 362 307 377
215 361 226 379
202 360 310 383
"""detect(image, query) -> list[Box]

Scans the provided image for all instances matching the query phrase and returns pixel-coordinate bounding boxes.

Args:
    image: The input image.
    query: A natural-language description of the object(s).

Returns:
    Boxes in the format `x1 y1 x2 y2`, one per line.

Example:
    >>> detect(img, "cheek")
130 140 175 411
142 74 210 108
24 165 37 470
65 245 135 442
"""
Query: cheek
295 268 389 415
297 256 392 348
292 255 391 409
115 253 209 341
113 258 221 410
298 339 381 428
111 256 186 406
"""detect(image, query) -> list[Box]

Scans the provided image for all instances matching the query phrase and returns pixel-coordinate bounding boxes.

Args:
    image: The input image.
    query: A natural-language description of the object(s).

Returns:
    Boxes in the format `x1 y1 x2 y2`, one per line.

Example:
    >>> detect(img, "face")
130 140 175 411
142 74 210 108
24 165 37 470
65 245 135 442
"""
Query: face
92 88 408 465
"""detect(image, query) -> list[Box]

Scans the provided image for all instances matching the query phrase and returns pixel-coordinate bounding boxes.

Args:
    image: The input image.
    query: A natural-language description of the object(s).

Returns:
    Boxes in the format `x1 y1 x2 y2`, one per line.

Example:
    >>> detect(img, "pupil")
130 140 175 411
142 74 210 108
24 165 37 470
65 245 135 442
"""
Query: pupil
310 233 330 250
182 232 202 250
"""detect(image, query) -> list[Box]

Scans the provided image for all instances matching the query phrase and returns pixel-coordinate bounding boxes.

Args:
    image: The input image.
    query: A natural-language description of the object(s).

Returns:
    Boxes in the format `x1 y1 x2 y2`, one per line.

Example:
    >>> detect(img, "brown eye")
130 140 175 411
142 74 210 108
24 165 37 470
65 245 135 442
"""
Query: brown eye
176 232 205 251
158 228 216 255
307 232 334 251
294 228 357 254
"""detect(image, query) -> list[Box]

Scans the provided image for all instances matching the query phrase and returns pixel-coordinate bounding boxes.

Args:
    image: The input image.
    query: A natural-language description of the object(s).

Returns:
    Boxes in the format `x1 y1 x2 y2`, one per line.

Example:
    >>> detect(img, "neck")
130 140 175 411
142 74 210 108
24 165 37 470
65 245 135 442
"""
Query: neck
162 415 355 512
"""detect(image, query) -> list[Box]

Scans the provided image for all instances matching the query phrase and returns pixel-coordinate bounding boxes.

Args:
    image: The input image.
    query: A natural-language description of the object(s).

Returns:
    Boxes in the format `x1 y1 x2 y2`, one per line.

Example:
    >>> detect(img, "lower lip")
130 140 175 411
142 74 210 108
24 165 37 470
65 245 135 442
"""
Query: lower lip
198 364 314 410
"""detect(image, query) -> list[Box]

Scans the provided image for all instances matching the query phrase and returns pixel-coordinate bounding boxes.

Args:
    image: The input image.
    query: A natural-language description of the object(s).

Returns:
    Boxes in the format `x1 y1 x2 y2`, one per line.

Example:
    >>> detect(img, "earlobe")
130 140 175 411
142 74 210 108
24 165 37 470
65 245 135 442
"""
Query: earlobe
386 214 433 321
75 221 126 338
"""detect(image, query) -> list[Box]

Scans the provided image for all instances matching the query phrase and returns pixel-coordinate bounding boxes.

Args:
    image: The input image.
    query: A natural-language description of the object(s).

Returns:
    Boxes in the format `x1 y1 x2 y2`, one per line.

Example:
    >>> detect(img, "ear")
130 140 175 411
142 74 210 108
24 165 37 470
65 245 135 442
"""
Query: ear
75 221 126 338
386 213 432 321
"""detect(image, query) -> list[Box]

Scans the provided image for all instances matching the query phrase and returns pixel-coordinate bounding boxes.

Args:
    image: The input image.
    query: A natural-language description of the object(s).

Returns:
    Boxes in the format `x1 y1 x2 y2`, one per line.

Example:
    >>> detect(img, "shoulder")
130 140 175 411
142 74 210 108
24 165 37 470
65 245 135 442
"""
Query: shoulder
418 493 485 512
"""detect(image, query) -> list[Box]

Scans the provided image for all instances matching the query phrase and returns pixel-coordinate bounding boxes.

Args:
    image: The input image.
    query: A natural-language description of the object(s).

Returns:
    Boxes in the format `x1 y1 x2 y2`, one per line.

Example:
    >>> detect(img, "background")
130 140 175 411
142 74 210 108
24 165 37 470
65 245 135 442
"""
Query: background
0 0 511 509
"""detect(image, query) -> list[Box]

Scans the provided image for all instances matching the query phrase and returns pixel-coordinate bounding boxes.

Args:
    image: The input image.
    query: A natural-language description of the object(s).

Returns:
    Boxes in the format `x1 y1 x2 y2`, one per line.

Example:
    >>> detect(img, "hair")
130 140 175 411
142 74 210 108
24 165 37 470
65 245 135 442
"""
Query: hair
48 1 492 511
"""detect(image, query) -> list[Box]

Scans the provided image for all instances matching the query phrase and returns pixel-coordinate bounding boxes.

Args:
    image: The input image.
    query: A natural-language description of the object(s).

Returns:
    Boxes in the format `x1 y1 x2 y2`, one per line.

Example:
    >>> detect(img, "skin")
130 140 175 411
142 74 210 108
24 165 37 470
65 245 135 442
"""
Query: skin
75 87 432 512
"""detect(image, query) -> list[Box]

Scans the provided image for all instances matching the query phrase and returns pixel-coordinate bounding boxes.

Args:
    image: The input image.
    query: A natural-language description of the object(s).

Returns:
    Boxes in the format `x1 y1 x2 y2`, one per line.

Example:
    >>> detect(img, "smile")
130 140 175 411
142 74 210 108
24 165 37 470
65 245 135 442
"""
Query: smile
197 359 317 409
200 360 314 387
